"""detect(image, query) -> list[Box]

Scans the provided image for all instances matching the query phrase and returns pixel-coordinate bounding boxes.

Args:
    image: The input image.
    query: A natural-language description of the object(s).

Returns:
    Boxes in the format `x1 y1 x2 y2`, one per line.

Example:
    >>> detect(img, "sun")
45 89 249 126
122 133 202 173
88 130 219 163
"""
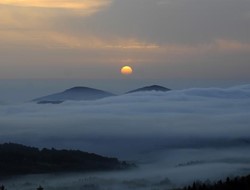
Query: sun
121 66 133 75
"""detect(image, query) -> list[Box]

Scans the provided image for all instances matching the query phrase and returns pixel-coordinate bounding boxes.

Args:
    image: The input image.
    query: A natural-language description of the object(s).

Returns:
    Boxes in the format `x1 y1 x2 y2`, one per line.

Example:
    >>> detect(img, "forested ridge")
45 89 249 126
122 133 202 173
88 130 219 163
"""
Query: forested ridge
0 143 132 177
176 175 250 190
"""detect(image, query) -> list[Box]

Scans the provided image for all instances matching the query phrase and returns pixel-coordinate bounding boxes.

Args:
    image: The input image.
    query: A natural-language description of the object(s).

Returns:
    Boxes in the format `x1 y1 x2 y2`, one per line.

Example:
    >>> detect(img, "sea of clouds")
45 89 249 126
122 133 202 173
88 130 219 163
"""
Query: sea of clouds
1 84 250 189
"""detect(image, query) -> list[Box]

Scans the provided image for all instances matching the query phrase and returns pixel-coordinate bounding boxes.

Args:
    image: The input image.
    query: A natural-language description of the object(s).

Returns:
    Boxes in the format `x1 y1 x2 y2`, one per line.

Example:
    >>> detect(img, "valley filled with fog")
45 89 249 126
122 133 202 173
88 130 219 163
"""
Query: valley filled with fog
1 84 250 190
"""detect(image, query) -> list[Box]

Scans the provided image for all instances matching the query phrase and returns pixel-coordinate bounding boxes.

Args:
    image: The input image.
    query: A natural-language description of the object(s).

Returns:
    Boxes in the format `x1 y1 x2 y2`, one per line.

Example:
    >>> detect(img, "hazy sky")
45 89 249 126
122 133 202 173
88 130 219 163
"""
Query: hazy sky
0 0 250 90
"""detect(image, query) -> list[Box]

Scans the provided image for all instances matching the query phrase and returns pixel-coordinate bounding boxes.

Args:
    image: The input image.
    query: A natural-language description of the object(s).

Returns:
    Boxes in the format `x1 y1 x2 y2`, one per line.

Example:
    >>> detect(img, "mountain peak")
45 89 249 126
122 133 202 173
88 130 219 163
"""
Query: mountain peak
64 86 95 92
34 86 115 104
127 85 171 94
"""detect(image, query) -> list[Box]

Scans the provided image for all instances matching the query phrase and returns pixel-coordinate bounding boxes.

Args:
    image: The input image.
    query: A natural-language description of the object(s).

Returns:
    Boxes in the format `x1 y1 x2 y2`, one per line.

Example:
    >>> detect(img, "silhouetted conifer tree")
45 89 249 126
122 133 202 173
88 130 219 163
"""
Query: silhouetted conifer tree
37 185 43 190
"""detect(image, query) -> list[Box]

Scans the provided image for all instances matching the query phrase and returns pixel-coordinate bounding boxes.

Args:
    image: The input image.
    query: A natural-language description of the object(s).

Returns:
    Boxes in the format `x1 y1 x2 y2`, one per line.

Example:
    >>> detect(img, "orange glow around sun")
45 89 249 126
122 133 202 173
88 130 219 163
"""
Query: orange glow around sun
121 66 133 75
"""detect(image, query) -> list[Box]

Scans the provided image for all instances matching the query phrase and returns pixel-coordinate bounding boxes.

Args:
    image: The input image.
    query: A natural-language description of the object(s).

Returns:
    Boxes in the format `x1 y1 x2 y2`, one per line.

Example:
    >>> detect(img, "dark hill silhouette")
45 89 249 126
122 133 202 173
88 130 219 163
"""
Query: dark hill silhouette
127 85 171 94
33 85 172 104
176 175 250 190
0 143 132 177
33 86 115 104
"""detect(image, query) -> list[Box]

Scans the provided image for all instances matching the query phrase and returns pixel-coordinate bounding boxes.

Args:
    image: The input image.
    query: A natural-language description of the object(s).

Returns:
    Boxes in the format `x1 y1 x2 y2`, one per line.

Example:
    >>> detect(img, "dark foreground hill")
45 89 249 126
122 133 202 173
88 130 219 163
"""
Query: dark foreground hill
175 175 250 190
33 87 115 104
127 85 171 94
0 143 132 177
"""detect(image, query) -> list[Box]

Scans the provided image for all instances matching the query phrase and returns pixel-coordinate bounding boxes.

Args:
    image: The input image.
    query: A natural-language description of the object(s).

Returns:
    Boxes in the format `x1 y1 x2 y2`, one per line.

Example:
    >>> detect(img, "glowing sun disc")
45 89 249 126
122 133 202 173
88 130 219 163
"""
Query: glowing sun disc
121 66 133 75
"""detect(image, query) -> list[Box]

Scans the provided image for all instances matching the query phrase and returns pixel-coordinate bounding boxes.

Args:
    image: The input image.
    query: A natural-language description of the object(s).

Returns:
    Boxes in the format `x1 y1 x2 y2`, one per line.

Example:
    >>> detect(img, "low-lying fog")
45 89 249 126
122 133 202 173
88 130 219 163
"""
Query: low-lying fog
1 84 250 189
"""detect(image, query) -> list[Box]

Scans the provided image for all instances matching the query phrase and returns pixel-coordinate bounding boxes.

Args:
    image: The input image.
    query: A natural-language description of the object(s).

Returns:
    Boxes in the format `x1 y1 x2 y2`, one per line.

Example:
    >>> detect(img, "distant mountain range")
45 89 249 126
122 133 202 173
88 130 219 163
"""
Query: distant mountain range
34 85 171 104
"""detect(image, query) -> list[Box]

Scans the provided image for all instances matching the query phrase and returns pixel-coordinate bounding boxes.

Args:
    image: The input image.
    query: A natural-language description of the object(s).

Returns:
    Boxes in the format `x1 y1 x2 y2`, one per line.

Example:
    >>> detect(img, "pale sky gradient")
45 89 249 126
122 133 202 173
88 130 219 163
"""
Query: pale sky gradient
0 0 250 100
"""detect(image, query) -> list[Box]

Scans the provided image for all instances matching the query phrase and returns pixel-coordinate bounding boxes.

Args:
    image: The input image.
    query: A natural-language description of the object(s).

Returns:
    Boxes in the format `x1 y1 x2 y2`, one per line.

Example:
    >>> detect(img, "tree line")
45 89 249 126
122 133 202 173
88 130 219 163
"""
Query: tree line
0 143 133 177
176 175 250 190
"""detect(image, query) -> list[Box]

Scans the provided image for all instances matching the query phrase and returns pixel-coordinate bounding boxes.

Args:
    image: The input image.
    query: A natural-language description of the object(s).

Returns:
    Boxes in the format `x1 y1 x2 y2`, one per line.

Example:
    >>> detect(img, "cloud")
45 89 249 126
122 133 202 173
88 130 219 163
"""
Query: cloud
0 0 112 33
0 0 112 36
0 29 161 51
159 39 250 56
1 84 250 189
0 0 250 83
1 84 250 149
104 39 159 50
0 0 112 11
214 39 250 53
1 0 250 54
